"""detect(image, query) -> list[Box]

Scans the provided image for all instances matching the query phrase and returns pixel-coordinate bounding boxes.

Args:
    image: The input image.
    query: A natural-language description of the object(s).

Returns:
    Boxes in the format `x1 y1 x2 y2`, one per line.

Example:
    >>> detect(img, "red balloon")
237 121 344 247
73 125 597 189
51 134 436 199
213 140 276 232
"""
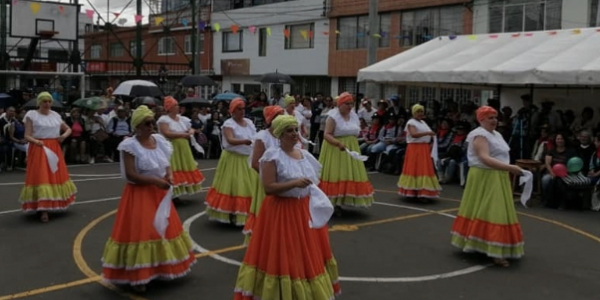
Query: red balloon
552 163 568 178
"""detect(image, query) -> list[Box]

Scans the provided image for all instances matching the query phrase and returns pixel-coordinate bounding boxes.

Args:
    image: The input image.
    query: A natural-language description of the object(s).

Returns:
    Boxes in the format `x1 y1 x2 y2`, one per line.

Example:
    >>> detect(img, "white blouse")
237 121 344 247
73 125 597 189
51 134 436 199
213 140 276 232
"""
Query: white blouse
259 147 321 198
466 127 510 169
157 115 191 134
24 110 63 139
327 108 360 137
118 134 173 182
221 118 256 156
404 118 432 143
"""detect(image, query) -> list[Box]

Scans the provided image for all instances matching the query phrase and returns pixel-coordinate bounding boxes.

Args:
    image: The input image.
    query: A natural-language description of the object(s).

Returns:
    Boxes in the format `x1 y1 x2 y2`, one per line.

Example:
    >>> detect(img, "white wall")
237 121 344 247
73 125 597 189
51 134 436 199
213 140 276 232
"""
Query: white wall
472 1 489 34
212 0 329 76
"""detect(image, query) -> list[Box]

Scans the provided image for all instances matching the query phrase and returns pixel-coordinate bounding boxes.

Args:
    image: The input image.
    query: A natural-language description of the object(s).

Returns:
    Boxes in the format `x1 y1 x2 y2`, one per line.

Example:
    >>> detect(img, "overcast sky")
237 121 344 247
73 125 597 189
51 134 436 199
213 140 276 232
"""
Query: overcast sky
77 0 152 25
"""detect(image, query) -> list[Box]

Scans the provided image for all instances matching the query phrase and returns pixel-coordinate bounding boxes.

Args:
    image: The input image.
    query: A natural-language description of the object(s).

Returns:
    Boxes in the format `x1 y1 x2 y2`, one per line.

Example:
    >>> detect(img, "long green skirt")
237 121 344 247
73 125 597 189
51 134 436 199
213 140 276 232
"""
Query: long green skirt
450 167 524 259
318 135 374 207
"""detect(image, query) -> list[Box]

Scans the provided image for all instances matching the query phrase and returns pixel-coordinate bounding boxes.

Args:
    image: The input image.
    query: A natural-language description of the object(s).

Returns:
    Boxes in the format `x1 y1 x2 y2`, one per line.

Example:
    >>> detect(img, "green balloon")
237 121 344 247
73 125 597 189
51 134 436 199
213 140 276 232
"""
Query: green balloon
567 156 584 173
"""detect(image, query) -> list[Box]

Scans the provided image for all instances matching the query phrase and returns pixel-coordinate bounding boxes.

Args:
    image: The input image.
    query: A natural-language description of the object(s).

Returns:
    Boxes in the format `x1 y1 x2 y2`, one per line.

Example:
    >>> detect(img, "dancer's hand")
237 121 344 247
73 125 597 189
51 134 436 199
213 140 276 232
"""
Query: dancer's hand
337 143 346 151
294 178 312 188
244 139 253 145
165 174 174 185
509 165 523 176
188 129 195 136
155 178 171 190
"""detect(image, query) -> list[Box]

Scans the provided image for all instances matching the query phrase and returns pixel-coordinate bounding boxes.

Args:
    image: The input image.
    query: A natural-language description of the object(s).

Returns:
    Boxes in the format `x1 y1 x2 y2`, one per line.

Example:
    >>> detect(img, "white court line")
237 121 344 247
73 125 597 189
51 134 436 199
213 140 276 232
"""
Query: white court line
0 176 121 186
183 201 490 282
0 187 209 215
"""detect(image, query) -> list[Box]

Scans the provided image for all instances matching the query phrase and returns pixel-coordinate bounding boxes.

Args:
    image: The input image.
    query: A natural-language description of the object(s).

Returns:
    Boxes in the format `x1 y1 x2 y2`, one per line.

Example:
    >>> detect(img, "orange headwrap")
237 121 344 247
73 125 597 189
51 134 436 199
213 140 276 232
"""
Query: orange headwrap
337 92 353 106
476 106 497 123
263 105 284 125
164 96 178 112
229 98 245 114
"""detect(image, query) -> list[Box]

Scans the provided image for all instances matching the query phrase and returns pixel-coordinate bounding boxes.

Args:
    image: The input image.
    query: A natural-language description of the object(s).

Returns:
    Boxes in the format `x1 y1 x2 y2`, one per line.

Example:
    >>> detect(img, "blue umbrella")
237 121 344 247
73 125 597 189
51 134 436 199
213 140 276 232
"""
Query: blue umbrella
212 92 246 102
0 93 13 108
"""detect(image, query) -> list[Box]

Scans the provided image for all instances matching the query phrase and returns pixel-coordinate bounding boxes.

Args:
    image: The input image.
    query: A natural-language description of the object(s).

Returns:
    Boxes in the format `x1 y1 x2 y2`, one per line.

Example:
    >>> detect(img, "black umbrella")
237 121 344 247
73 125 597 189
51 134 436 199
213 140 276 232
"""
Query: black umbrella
23 99 63 109
180 75 216 87
179 97 211 107
113 80 163 98
0 93 14 108
257 70 294 84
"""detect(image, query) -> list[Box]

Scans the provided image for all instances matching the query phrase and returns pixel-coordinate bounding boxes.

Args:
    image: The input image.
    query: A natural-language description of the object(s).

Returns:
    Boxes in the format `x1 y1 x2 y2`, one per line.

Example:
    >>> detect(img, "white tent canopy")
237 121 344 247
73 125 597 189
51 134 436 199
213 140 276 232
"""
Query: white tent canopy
357 27 600 86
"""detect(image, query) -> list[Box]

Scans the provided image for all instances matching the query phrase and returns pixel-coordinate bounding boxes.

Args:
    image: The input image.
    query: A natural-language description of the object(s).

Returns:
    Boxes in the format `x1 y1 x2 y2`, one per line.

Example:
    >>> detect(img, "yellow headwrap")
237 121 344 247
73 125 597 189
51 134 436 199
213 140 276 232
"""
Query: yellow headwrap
131 105 155 128
283 95 296 107
411 104 424 116
272 115 298 138
37 92 53 106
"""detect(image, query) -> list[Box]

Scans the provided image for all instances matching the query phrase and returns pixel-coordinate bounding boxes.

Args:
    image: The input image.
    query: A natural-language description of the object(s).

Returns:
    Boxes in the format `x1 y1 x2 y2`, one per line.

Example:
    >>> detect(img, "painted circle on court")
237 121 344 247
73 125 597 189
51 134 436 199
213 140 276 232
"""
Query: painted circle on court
182 202 490 283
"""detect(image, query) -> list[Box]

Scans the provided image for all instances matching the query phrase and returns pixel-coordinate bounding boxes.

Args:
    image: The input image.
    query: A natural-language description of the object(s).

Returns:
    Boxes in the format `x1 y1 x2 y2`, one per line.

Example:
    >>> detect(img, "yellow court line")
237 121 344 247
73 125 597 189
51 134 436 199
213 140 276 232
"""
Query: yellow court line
0 277 101 300
329 208 459 232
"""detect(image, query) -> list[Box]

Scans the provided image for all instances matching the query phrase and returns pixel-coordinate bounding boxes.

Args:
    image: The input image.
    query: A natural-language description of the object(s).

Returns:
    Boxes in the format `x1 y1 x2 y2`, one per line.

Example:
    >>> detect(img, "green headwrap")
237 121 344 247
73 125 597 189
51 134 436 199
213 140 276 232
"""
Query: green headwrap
272 115 298 138
36 92 53 106
131 105 155 128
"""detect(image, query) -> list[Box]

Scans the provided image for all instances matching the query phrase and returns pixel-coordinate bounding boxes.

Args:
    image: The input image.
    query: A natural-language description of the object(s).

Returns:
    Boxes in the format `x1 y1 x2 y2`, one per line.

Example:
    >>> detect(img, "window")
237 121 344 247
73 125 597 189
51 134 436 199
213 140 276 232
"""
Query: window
91 45 101 59
259 28 267 56
158 37 175 55
285 23 314 49
48 50 69 62
591 0 599 27
401 5 464 47
110 43 124 57
223 31 243 52
184 34 205 54
129 40 145 56
488 0 562 33
379 13 391 47
231 83 242 93
337 15 368 49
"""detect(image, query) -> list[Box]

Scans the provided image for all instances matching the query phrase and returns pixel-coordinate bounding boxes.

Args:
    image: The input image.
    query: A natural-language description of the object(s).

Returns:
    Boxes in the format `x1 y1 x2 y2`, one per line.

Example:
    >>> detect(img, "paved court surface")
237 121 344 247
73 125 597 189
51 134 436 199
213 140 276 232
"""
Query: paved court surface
1 160 600 300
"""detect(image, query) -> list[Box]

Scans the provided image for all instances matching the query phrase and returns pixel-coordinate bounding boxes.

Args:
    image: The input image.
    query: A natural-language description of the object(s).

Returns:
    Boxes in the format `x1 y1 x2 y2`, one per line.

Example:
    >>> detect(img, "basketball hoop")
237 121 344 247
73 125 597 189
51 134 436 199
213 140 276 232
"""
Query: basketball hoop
37 30 58 39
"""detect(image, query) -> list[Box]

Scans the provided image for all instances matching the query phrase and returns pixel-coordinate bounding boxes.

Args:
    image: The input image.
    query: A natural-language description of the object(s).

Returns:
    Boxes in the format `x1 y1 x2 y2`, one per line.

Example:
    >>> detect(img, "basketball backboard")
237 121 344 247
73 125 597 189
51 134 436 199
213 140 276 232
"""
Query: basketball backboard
10 0 79 41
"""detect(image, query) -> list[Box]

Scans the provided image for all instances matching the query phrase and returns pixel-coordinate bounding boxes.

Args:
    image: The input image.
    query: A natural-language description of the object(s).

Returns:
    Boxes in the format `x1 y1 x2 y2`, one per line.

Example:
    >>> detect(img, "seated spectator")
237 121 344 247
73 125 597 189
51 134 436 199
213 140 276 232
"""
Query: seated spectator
357 118 368 143
542 133 577 209
436 118 454 158
438 122 469 184
367 113 401 155
531 125 553 162
588 133 600 185
8 109 28 157
575 129 595 175
359 115 381 154
64 108 88 164
382 115 408 175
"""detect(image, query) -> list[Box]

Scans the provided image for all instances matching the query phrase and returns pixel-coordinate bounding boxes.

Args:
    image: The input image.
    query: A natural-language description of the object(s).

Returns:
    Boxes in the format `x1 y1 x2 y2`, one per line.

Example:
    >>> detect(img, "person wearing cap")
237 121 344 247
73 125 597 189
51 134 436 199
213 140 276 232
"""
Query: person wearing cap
243 105 285 243
320 92 374 211
157 96 205 200
105 106 133 162
451 106 525 267
205 98 258 226
20 92 76 223
233 115 340 300
101 105 196 292
397 104 441 201
357 99 374 125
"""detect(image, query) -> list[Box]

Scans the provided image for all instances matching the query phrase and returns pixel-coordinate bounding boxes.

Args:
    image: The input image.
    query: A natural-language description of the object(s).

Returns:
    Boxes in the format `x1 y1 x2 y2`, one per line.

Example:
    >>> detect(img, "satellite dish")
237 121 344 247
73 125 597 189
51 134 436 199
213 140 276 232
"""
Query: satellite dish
118 18 127 25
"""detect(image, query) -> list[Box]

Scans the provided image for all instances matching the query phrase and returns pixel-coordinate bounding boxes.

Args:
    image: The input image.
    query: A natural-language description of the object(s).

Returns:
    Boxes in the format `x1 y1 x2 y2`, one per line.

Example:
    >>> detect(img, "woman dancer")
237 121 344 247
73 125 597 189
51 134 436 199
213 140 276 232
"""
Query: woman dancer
20 92 76 222
157 96 205 199
101 105 196 292
397 104 441 201
319 92 374 211
205 98 257 225
242 105 284 241
450 106 524 267
234 115 340 300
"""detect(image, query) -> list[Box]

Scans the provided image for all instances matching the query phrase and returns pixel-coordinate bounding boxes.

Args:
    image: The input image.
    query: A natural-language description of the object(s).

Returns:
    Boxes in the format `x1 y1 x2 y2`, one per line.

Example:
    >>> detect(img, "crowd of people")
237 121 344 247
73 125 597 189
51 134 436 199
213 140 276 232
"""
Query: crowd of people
6 84 600 298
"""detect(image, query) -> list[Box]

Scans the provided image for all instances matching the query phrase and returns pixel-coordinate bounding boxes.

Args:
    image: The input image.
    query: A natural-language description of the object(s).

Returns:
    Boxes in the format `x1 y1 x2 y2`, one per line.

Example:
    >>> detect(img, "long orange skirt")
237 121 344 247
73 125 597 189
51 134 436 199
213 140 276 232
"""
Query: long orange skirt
101 183 196 286
397 143 442 198
234 195 341 300
19 139 76 212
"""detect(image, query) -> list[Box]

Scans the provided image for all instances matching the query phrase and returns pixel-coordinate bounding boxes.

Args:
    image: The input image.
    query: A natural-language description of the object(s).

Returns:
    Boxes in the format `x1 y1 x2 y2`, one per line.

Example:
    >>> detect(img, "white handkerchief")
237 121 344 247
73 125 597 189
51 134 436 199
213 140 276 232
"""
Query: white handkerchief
154 186 174 239
345 148 368 161
43 146 59 174
308 185 334 229
190 135 205 154
300 135 316 146
519 170 533 208
430 136 439 165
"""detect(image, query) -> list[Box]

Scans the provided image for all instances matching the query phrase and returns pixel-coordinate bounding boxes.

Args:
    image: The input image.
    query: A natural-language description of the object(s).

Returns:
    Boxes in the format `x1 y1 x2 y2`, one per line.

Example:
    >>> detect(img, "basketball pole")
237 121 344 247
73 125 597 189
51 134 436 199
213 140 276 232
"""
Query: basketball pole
0 0 7 71
135 0 142 76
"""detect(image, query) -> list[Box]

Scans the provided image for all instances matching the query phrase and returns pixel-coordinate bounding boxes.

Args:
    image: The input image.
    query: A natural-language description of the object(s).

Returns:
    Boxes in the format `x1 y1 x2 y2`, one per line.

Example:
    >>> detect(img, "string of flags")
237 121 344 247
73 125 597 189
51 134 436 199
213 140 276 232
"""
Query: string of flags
14 0 600 40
